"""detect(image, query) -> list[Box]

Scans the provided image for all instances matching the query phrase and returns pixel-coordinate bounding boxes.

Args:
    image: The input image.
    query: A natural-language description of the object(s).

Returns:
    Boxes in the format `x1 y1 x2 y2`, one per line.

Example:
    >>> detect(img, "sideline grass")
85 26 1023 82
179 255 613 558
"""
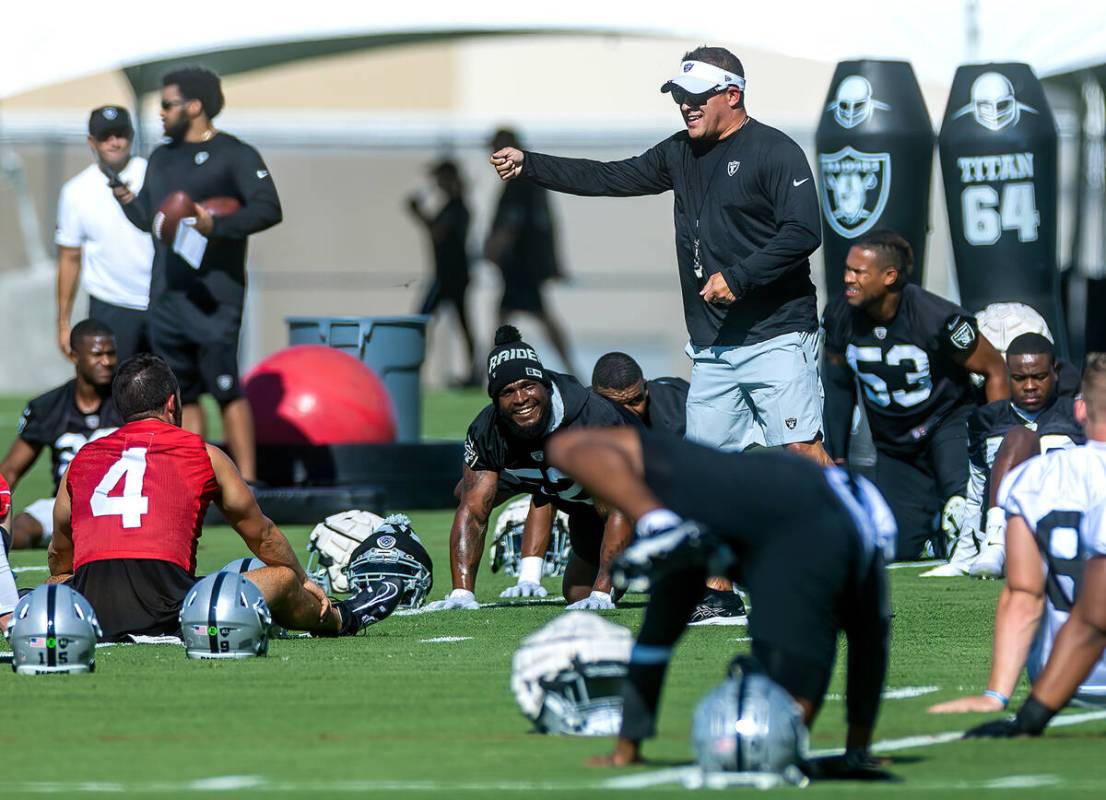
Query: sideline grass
3 391 1106 796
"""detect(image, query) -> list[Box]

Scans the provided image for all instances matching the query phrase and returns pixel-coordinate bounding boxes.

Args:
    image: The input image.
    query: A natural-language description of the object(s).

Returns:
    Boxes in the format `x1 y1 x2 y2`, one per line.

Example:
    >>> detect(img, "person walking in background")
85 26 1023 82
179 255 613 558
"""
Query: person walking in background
55 106 154 362
407 160 478 386
485 128 576 376
490 49 828 463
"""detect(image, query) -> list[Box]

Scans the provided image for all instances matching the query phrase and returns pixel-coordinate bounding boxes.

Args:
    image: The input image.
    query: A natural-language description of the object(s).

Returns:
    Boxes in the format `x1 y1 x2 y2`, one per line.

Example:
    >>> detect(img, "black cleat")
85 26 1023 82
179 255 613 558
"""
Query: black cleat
689 589 748 627
337 578 404 635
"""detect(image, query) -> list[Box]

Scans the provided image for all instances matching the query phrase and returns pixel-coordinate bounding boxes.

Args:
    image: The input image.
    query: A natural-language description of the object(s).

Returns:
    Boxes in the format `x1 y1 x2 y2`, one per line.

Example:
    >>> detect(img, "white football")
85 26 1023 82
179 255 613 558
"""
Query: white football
976 302 1052 356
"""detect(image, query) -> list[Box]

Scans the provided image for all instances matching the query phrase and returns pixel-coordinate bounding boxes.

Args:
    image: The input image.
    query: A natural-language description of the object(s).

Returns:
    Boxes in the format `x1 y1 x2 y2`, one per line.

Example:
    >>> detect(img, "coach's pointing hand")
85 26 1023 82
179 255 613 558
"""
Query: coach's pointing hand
699 273 736 305
490 148 524 181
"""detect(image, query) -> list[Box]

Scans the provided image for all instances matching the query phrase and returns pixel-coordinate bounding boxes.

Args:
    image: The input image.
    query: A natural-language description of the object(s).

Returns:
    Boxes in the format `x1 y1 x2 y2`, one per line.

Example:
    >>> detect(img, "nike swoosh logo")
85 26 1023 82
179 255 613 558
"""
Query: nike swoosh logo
792 178 810 187
353 581 400 613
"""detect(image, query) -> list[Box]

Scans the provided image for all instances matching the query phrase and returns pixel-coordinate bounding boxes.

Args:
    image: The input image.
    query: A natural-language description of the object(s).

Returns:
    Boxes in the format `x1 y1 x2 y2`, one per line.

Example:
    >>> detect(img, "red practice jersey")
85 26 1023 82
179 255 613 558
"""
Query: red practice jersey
67 418 218 574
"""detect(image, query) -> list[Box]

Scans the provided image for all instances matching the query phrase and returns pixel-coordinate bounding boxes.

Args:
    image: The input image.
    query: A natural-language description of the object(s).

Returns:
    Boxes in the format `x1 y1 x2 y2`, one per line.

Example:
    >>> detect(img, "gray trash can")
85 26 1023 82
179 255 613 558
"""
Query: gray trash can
287 315 430 442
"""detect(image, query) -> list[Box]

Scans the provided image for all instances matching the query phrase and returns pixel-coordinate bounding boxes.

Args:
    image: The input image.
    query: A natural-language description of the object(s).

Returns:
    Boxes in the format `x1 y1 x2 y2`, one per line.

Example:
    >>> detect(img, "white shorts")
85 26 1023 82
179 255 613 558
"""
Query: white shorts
685 331 824 452
22 497 56 542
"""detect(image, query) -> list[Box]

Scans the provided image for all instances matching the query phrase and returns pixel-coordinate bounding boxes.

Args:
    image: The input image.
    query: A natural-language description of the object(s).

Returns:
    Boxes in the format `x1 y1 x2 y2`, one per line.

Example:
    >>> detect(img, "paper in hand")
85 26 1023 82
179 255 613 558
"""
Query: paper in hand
173 217 208 269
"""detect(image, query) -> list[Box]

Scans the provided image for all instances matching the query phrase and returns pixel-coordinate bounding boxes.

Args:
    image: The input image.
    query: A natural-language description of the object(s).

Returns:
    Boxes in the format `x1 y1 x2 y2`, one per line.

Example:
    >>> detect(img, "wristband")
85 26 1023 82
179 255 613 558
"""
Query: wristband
1014 695 1057 735
518 556 544 585
636 508 681 538
983 689 1009 708
448 589 476 602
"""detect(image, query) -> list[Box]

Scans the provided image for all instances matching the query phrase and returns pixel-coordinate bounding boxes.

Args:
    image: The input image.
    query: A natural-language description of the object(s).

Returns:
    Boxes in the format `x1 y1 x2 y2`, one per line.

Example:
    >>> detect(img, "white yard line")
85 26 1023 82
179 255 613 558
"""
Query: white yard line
888 560 943 570
419 636 473 643
396 597 566 616
12 566 48 573
824 685 940 702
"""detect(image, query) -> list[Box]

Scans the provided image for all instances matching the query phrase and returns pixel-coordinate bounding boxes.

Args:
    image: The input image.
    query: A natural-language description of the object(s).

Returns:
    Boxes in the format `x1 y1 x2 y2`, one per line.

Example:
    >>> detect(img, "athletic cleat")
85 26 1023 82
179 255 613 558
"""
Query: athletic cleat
611 521 724 593
689 589 747 627
337 578 404 635
970 541 1005 579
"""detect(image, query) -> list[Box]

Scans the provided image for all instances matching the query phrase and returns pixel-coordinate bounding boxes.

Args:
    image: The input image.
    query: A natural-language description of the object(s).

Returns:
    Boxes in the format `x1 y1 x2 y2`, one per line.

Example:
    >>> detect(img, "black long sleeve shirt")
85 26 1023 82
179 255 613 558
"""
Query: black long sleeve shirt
521 119 821 346
122 132 282 309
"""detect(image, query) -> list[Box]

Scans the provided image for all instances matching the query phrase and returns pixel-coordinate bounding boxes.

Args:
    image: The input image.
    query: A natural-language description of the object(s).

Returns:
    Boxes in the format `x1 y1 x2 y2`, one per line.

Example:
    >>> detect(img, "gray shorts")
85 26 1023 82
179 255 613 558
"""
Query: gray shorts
685 331 824 451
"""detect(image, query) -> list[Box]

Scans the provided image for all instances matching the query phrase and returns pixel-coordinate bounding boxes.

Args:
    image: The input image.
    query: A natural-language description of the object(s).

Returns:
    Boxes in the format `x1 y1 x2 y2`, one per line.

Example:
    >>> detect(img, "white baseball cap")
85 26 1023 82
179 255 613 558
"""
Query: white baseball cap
661 60 746 95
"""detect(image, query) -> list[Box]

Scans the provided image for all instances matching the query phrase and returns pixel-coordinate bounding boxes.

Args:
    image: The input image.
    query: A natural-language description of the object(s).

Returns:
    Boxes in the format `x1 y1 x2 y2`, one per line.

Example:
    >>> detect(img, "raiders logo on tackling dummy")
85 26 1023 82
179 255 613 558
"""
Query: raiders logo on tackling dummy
819 146 891 238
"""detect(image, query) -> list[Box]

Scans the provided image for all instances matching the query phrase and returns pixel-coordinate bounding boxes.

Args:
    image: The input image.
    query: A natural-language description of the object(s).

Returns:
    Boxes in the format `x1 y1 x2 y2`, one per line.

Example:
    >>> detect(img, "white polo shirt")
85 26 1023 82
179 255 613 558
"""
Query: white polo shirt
55 158 154 311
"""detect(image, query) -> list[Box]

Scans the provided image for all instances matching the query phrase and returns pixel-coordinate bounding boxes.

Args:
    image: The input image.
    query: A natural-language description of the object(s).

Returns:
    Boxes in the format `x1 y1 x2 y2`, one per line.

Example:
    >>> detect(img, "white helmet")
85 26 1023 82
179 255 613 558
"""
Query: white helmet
306 509 386 593
976 302 1052 355
490 497 573 578
179 573 272 659
511 611 632 736
828 75 888 129
219 557 265 575
9 585 102 675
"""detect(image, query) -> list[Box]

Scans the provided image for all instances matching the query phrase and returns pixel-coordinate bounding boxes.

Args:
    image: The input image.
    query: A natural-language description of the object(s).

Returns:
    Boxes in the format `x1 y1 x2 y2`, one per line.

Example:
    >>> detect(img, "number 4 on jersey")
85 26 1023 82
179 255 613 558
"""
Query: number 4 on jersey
90 447 149 528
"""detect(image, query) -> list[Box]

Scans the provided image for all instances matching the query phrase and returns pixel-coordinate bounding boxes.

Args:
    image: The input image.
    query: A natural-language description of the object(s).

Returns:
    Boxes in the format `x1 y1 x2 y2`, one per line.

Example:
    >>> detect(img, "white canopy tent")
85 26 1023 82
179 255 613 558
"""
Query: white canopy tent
4 1 1106 101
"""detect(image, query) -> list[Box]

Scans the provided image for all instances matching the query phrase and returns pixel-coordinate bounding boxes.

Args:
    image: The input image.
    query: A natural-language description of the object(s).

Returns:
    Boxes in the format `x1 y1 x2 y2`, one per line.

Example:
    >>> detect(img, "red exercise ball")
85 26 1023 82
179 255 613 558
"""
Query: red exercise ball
244 345 397 445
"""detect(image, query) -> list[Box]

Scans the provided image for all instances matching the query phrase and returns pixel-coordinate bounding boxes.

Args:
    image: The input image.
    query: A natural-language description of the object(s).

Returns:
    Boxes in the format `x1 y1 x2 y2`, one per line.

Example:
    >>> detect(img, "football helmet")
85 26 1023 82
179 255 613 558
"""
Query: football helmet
691 657 808 783
219 556 265 575
976 302 1052 355
179 572 272 659
511 611 632 736
306 509 385 593
343 514 433 609
9 585 101 675
490 496 573 578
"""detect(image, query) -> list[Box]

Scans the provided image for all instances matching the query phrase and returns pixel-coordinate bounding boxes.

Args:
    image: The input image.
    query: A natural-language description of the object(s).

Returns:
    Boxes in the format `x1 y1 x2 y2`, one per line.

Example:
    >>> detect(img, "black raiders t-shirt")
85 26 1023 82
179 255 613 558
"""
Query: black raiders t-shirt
464 372 634 513
824 285 978 453
644 377 689 437
18 380 123 493
969 394 1085 474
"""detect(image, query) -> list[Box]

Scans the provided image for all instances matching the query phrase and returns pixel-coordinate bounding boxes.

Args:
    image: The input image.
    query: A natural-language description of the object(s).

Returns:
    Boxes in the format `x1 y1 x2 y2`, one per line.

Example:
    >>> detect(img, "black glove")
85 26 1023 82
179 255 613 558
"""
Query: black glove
964 695 1056 739
803 748 897 781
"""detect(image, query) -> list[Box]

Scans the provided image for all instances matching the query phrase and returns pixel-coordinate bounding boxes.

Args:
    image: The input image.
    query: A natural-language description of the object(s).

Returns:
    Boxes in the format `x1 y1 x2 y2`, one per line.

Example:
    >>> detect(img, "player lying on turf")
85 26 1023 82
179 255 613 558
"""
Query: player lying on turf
823 229 1007 564
427 326 635 611
0 319 123 549
546 426 895 767
958 333 1083 578
501 351 745 623
46 354 401 641
933 355 1106 735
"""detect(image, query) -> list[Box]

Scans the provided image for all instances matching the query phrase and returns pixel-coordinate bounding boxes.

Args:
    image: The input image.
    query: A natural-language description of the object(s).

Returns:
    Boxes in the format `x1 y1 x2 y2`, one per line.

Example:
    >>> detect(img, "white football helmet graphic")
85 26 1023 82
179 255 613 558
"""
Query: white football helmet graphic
954 72 1037 131
827 76 890 129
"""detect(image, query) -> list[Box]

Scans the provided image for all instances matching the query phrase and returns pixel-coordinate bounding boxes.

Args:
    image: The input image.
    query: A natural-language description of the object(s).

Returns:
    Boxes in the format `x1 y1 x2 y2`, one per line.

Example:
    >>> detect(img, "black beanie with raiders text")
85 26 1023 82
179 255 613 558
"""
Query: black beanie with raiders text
486 325 552 398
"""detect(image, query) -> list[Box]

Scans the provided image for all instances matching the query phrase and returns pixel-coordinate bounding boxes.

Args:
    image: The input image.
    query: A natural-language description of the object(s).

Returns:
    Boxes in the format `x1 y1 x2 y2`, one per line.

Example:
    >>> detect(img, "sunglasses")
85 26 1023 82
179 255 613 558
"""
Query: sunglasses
93 130 132 142
160 98 189 111
670 87 725 107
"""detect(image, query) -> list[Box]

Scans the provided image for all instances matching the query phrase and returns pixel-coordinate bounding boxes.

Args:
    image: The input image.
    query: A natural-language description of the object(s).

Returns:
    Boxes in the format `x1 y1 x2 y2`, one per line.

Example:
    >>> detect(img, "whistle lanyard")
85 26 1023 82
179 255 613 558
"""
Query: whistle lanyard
690 116 751 279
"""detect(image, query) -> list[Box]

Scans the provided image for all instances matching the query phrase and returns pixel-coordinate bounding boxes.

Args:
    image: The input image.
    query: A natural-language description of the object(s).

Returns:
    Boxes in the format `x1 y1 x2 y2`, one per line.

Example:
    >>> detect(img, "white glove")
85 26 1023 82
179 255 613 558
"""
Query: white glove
566 591 615 610
423 589 480 611
500 580 548 598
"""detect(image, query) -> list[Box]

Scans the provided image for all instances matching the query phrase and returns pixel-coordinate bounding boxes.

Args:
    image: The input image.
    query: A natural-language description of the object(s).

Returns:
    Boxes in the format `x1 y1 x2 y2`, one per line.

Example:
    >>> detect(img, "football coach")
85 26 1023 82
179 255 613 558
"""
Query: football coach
491 46 827 463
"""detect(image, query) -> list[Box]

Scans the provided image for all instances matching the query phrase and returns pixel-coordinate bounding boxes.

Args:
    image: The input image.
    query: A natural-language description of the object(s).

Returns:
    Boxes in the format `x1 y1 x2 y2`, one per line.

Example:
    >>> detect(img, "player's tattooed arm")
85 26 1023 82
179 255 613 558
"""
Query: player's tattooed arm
929 515 1044 713
449 466 500 592
594 508 633 595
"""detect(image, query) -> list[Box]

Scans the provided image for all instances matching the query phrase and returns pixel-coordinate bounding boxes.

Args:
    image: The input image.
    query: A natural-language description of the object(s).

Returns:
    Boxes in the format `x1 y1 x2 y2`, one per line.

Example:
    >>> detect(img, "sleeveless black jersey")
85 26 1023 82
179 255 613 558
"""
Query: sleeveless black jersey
464 372 635 513
824 286 978 453
17 380 123 493
644 377 689 437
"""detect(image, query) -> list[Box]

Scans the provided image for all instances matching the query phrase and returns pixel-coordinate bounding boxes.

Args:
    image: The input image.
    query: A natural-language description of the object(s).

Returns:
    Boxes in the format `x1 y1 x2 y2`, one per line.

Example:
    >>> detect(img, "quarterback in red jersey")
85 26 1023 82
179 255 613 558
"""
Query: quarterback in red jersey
47 354 400 641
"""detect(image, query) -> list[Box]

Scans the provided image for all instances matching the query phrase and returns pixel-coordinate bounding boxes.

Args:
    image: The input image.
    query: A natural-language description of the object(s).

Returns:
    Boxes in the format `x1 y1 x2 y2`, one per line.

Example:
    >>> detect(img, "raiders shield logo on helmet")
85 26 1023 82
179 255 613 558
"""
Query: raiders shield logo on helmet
819 146 892 238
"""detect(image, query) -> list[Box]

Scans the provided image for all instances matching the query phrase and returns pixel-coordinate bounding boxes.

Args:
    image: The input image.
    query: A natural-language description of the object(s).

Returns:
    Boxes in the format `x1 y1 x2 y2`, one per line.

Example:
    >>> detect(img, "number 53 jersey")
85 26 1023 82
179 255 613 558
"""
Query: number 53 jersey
999 441 1106 702
66 418 218 575
824 285 978 453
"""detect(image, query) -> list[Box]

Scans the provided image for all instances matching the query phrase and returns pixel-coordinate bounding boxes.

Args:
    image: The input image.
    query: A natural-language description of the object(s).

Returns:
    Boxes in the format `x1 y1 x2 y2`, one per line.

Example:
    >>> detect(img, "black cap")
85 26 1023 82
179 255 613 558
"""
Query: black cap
88 106 133 140
487 325 551 398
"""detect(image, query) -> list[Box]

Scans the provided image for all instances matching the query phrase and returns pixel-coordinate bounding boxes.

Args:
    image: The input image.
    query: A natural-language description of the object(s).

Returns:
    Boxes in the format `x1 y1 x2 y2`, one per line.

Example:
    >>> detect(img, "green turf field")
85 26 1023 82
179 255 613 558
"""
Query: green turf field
3 390 1106 797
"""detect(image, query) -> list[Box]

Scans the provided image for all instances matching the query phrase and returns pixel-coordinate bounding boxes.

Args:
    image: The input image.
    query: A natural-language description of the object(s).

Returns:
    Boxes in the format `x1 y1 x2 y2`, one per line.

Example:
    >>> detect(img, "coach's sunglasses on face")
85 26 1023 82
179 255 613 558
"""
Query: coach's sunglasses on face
670 87 724 107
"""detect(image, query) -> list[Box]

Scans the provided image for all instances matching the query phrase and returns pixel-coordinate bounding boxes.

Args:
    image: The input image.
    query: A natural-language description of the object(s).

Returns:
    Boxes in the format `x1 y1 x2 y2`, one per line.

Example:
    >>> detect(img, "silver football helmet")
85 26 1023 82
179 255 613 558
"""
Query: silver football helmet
219 556 265 575
9 585 102 675
179 573 272 659
306 510 386 593
511 611 632 736
344 514 433 609
490 497 573 578
691 658 809 783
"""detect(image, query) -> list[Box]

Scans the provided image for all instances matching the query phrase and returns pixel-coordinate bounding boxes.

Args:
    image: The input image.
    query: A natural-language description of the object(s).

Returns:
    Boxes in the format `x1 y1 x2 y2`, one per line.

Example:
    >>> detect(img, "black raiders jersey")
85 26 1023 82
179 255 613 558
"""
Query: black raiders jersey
824 286 978 453
464 372 634 512
17 380 123 493
644 377 689 437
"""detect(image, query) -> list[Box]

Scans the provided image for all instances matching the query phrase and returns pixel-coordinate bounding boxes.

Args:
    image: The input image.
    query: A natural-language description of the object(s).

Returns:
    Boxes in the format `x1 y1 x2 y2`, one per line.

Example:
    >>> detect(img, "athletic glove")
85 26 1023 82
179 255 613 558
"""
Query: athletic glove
423 589 481 611
963 695 1057 738
803 748 896 781
499 581 548 599
565 591 615 610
